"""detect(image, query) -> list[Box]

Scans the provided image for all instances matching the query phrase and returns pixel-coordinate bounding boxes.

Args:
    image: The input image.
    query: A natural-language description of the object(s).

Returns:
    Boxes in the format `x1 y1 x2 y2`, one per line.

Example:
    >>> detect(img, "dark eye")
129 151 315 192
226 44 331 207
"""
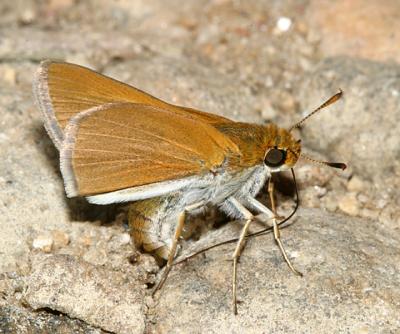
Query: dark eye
264 148 287 167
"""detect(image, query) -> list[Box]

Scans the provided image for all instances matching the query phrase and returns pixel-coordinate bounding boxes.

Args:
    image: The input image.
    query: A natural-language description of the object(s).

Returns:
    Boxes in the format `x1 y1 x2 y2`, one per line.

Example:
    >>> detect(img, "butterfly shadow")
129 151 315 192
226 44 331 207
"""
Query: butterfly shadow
34 123 123 226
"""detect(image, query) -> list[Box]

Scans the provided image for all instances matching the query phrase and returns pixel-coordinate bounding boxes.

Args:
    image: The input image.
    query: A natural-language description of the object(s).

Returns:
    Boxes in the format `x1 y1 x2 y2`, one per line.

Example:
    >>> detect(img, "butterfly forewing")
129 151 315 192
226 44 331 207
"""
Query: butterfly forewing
61 102 240 197
34 61 233 149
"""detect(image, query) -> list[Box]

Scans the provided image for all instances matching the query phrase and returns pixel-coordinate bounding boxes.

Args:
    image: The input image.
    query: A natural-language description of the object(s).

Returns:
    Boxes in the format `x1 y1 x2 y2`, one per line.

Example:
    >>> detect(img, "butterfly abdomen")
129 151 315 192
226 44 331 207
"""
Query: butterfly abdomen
128 196 181 263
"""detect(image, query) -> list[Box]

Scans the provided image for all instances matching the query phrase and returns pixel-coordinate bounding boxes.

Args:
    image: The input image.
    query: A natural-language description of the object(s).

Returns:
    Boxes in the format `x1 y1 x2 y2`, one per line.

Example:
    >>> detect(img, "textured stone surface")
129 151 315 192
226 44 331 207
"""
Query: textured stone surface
150 208 400 333
0 305 105 334
297 57 400 230
298 57 400 183
23 254 147 334
307 0 400 63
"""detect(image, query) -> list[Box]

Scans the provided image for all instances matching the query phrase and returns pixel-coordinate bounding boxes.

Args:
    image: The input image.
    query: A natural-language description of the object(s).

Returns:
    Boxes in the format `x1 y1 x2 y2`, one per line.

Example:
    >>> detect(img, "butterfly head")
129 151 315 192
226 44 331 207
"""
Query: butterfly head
264 127 301 172
264 90 347 173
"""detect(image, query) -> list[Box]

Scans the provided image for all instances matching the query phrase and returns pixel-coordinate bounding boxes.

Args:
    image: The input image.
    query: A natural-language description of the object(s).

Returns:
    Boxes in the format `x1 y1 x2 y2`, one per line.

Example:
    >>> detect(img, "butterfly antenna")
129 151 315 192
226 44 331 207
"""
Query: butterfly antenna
301 154 347 170
289 89 343 132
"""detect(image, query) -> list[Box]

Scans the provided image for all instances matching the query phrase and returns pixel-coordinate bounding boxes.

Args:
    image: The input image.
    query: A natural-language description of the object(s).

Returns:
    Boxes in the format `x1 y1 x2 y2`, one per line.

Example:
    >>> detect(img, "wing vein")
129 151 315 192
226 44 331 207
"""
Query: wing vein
90 115 203 157
76 132 199 165
75 158 151 166
82 164 193 180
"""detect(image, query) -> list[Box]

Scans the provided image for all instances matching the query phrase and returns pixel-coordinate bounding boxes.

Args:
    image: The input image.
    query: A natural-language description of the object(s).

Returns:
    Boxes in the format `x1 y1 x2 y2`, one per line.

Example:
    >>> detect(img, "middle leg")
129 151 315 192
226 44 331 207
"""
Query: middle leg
243 185 303 276
225 197 255 315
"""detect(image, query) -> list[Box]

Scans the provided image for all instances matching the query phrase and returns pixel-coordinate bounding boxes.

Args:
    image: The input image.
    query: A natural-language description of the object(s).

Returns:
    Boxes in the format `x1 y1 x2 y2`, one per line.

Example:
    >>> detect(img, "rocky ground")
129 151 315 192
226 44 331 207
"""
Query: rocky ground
0 1 399 333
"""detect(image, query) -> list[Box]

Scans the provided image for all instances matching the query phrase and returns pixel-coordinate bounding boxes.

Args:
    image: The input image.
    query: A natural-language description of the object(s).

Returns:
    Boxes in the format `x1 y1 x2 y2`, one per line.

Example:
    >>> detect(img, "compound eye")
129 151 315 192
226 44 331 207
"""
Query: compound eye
264 148 287 168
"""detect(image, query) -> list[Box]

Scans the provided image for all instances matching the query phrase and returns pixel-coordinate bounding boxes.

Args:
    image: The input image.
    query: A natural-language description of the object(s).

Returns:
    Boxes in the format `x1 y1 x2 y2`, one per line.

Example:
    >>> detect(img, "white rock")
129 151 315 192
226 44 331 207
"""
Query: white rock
276 17 292 32
32 235 53 253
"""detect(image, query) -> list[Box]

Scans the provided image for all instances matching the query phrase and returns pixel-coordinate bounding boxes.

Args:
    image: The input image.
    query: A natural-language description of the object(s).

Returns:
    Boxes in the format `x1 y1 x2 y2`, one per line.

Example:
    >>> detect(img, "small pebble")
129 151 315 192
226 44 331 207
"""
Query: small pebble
83 248 107 266
296 21 308 35
52 230 70 248
376 197 388 209
0 66 17 85
261 99 277 120
276 17 292 32
378 205 399 225
347 176 365 192
19 9 36 25
314 185 327 197
108 233 131 252
279 91 297 113
6 272 18 279
360 208 379 220
32 235 53 253
357 193 369 204
322 194 338 212
338 192 360 216
79 235 92 247
118 233 131 245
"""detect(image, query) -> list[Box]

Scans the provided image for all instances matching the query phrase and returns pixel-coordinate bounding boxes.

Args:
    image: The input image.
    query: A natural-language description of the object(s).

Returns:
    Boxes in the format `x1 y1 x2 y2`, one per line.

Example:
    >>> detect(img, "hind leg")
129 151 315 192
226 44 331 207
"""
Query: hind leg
152 201 204 295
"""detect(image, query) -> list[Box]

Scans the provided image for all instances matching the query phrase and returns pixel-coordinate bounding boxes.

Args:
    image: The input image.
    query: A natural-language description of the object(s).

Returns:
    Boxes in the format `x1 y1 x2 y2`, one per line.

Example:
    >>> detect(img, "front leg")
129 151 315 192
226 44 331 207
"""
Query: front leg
243 183 302 277
268 178 303 277
243 194 274 222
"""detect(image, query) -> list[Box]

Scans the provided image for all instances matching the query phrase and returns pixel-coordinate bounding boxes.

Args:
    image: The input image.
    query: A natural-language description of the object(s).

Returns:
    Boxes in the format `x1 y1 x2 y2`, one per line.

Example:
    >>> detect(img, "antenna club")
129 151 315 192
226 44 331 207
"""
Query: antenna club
326 162 347 170
300 154 347 171
289 90 343 132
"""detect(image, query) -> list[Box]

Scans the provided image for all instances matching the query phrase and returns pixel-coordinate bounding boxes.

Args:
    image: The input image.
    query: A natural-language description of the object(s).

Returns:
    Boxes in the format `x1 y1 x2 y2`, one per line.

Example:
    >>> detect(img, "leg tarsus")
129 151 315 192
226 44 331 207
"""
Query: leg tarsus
269 178 303 277
232 257 238 315
231 216 253 315
273 218 303 277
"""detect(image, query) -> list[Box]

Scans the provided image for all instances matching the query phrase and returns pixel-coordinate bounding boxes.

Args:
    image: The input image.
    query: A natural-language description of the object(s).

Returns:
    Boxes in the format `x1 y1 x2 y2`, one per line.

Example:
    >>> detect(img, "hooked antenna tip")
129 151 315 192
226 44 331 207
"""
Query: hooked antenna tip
289 90 343 132
326 162 347 170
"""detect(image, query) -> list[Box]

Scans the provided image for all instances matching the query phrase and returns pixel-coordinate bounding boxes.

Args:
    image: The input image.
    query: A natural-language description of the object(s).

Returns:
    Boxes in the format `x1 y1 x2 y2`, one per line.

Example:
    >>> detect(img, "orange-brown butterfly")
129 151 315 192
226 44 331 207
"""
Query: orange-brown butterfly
33 60 345 314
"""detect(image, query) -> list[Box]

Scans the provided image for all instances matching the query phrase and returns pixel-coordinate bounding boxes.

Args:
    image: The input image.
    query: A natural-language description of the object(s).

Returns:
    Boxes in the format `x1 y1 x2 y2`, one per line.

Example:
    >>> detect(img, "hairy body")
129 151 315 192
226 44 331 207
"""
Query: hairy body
128 163 269 261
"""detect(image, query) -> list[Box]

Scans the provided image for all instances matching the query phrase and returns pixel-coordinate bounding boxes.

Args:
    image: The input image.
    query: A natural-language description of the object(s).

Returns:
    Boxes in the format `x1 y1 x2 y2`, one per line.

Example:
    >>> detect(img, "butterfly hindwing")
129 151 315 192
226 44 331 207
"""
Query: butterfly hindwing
60 102 240 198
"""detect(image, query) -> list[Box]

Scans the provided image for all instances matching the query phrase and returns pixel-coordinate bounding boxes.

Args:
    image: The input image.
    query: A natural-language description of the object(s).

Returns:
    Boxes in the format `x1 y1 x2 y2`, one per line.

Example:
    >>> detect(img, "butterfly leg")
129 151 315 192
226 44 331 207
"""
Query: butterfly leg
152 201 204 296
268 178 303 277
227 197 254 315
